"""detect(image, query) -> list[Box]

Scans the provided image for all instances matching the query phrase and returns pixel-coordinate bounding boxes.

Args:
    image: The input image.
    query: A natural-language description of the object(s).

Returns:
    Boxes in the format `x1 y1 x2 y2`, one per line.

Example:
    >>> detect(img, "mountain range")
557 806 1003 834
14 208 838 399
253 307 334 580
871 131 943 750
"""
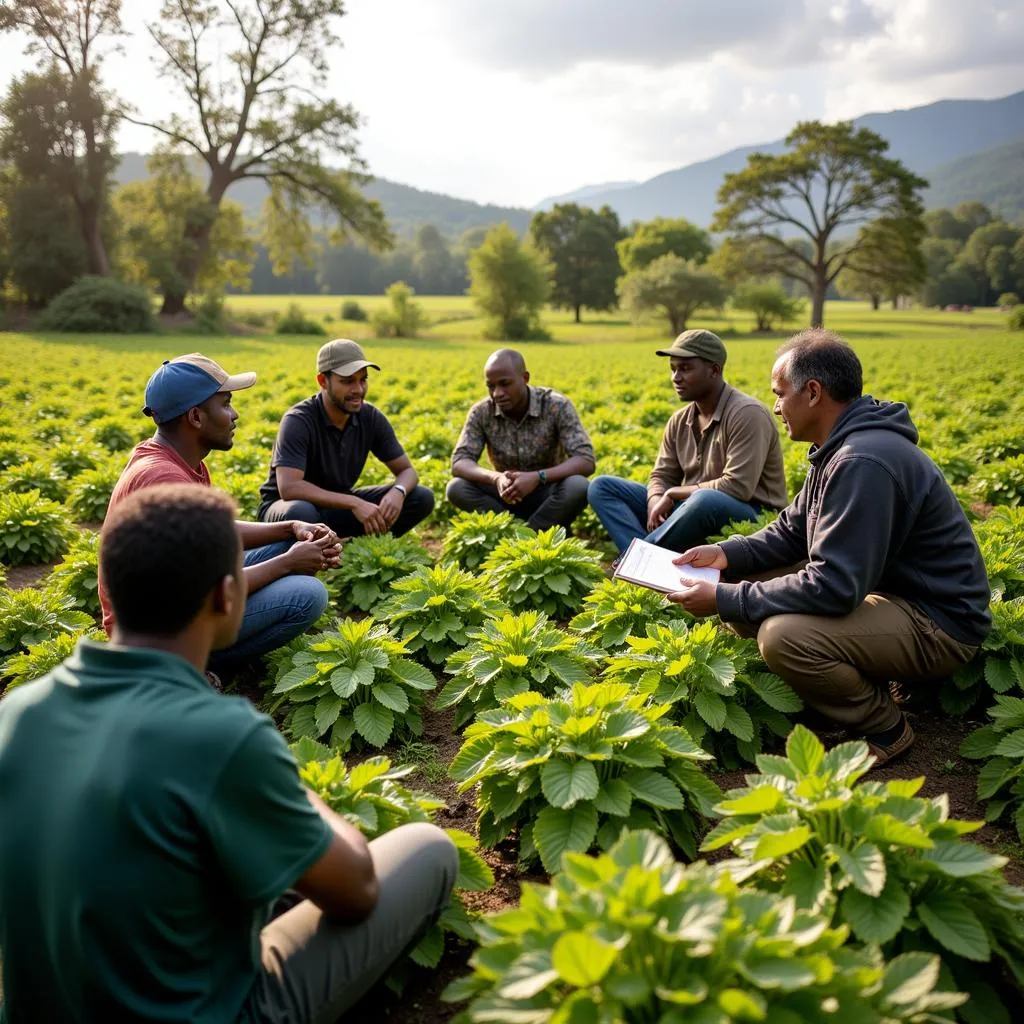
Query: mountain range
114 89 1024 239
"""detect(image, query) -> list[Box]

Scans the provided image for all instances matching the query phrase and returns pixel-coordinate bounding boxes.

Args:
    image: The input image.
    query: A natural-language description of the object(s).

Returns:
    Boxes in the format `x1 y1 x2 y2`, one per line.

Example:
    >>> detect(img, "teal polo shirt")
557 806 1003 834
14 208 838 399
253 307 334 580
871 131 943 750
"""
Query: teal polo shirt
0 640 332 1023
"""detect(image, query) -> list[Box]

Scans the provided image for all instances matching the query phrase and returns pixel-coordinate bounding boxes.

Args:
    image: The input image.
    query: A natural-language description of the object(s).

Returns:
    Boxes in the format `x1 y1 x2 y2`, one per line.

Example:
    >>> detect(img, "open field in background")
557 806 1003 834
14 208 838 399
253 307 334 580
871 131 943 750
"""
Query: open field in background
2 302 1024 1022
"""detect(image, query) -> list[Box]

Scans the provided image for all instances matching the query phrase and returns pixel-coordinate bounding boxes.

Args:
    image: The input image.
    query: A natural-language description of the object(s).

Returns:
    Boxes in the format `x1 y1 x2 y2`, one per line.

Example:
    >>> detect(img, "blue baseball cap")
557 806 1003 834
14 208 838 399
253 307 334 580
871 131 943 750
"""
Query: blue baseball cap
143 353 257 424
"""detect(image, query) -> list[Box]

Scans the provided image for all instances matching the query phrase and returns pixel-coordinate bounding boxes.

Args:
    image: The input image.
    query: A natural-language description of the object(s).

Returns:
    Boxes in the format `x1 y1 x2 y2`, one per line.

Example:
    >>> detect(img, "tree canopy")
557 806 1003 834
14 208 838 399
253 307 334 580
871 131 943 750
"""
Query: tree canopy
618 254 728 337
617 216 712 273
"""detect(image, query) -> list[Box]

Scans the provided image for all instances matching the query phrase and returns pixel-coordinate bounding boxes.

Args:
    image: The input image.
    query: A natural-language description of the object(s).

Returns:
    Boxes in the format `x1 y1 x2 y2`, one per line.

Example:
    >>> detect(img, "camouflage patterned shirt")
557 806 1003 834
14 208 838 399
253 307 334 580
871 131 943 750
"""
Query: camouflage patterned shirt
451 386 594 472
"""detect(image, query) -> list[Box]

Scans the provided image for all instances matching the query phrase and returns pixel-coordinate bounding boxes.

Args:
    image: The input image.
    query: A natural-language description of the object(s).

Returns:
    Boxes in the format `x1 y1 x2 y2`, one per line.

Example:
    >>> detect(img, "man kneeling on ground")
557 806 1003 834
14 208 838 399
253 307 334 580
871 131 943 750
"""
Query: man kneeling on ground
667 329 991 765
447 348 595 530
0 484 458 1023
589 330 788 554
258 339 434 537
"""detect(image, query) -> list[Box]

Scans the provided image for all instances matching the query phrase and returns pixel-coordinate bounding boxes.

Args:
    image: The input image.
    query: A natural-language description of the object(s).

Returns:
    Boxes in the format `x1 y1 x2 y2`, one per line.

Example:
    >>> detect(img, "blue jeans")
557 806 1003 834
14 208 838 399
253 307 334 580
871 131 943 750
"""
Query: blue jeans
209 541 329 668
588 475 761 554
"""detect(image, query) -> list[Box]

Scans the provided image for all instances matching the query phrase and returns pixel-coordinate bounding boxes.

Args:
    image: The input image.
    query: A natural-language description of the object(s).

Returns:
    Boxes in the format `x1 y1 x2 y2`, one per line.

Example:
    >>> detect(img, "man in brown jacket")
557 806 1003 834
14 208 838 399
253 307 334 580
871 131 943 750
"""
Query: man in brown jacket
589 330 788 553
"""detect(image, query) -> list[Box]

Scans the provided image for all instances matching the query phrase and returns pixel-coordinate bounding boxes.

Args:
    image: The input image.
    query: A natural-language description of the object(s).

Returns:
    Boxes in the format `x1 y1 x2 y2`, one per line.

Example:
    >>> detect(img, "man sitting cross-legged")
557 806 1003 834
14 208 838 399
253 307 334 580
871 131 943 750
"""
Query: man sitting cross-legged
588 330 788 554
667 330 991 766
447 348 596 531
0 484 458 1023
99 353 338 672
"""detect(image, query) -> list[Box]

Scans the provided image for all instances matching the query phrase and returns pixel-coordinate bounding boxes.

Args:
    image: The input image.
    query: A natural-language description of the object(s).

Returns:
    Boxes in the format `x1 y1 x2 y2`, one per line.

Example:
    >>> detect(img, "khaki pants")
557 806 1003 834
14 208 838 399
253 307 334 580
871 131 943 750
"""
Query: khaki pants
242 822 458 1023
727 573 978 734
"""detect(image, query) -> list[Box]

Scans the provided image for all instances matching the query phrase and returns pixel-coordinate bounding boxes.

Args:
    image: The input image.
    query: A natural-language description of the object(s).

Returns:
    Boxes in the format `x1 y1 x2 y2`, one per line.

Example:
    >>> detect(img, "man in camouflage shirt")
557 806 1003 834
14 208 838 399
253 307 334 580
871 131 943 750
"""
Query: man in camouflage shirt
447 349 595 531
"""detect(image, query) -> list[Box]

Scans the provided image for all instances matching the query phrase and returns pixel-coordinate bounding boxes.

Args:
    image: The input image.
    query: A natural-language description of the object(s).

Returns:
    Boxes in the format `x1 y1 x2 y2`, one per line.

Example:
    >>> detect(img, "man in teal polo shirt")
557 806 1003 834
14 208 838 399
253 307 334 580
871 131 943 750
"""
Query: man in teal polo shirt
0 484 457 1023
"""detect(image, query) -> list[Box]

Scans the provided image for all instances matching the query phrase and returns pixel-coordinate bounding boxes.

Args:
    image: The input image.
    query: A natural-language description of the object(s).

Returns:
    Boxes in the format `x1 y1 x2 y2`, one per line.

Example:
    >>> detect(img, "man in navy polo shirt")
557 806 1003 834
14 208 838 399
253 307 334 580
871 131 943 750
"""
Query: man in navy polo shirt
258 340 434 537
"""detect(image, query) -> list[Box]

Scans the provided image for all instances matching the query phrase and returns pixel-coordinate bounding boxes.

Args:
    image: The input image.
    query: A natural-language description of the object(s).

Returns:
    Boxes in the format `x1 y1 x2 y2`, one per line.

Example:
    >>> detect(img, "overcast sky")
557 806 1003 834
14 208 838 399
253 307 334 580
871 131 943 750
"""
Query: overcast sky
2 0 1022 207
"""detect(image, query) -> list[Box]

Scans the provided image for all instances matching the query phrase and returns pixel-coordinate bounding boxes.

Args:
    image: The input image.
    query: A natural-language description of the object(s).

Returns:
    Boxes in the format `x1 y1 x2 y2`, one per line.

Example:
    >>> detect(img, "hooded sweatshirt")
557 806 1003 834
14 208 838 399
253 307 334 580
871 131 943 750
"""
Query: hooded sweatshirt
715 396 991 645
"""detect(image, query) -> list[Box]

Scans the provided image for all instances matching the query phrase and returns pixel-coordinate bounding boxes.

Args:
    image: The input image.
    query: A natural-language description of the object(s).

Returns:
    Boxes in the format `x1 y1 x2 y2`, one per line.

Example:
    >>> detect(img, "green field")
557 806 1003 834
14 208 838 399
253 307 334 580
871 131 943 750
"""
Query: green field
2 301 1024 1021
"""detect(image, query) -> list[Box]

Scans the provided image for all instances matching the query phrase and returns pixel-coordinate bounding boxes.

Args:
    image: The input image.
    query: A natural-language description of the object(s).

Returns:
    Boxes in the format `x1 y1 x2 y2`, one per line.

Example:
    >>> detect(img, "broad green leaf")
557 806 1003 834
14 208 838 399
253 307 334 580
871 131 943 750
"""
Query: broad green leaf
739 958 815 990
533 804 599 873
862 813 933 849
352 658 376 688
352 701 394 747
959 726 1000 759
744 672 803 713
994 728 1024 758
602 710 651 742
552 931 617 987
592 777 632 816
622 768 685 809
723 702 754 741
917 892 990 961
372 681 410 713
717 786 782 816
753 825 812 861
920 840 1007 877
786 725 824 775
985 658 1019 694
541 759 600 809
273 665 317 694
497 951 559 1000
449 735 495 783
841 874 910 943
314 695 342 735
330 666 359 698
835 843 886 896
781 858 830 913
879 952 941 1006
700 817 758 853
717 989 767 1019
694 689 727 730
390 658 437 690
347 758 391 790
409 923 444 968
976 756 1016 799
705 653 737 687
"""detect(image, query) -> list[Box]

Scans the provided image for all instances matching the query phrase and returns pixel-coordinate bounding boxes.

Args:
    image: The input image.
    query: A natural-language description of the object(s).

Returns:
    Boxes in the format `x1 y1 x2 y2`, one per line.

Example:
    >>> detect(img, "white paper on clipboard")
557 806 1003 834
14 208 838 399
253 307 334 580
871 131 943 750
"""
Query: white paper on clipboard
612 537 721 595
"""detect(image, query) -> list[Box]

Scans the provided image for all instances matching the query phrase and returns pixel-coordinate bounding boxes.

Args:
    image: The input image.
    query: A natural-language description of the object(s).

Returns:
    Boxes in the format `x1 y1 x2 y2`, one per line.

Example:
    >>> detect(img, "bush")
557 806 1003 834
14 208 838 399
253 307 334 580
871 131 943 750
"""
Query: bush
0 490 76 565
2 629 100 693
340 299 368 322
732 280 805 331
323 533 432 613
275 302 327 336
68 465 120 523
49 444 102 479
0 587 94 656
705 725 1024 1010
188 292 226 335
445 830 966 1023
440 510 532 571
604 620 801 766
89 417 138 454
569 577 689 650
373 562 505 665
47 531 101 617
294 740 492 986
437 610 601 728
998 293 1020 309
370 281 425 338
37 276 156 334
450 684 718 869
272 618 436 750
0 460 69 503
1009 306 1024 331
481 526 604 619
961 695 1024 842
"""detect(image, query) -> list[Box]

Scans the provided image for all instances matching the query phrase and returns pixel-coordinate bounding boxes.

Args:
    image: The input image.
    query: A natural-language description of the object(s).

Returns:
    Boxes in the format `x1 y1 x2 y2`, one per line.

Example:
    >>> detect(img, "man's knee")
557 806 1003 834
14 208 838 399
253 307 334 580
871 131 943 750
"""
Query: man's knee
559 474 590 507
292 578 330 627
408 484 435 515
446 477 478 509
588 474 620 506
757 614 820 675
274 499 320 524
376 822 458 904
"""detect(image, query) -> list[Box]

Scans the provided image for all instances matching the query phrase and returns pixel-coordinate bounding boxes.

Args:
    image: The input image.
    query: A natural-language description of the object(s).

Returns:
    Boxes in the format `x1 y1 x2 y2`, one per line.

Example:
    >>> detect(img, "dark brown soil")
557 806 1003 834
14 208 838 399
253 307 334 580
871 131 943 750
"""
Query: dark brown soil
4 562 54 590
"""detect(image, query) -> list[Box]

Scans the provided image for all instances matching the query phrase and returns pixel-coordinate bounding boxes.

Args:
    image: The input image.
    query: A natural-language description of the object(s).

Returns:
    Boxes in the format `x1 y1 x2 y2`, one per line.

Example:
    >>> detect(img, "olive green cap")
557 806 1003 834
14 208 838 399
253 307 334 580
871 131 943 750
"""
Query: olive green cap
656 329 727 367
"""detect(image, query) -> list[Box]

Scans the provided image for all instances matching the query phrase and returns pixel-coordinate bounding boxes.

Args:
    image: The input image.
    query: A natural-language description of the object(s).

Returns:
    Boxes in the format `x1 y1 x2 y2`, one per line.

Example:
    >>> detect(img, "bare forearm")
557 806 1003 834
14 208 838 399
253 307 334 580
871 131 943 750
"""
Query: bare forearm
243 553 294 594
307 790 374 857
452 459 500 487
543 456 594 483
236 520 293 549
665 484 699 501
393 465 418 491
280 476 361 510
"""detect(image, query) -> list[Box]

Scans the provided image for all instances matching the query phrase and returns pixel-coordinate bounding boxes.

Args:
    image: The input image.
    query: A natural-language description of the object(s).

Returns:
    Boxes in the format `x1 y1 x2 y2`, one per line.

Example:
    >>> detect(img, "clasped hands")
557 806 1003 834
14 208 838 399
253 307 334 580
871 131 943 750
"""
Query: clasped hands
665 543 728 617
288 522 344 574
496 470 541 505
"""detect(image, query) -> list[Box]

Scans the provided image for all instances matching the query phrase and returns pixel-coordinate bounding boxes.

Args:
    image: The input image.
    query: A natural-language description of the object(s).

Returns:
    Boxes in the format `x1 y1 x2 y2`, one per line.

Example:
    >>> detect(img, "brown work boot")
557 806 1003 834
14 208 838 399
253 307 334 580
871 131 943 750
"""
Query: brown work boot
865 714 915 769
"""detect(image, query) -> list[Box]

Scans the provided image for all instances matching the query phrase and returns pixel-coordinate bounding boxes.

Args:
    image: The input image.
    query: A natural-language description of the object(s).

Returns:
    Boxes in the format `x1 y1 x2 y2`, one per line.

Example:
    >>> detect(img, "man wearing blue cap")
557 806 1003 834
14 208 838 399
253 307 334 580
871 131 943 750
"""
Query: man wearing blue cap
99 353 339 669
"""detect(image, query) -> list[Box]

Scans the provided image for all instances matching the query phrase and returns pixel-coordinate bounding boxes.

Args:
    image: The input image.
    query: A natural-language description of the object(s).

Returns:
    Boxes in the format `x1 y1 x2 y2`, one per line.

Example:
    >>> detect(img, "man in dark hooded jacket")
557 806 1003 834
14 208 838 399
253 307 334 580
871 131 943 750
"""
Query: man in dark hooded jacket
668 329 990 765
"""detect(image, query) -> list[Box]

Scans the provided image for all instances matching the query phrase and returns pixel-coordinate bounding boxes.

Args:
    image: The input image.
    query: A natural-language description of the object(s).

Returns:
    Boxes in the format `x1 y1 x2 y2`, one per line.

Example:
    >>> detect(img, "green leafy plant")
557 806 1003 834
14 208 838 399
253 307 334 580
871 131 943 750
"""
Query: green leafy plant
604 619 801 766
295 740 493 987
271 618 436 751
444 829 966 1024
37 275 156 333
46 531 101 616
2 629 102 693
973 507 1024 600
276 302 327 335
704 725 1024 1015
89 417 138 454
440 510 533 571
437 610 602 729
481 525 604 618
0 490 77 565
323 533 432 613
68 465 120 523
972 456 1024 507
373 562 506 665
49 444 102 479
707 508 780 544
0 587 95 656
0 460 69 502
960 694 1024 842
569 577 689 650
450 682 719 870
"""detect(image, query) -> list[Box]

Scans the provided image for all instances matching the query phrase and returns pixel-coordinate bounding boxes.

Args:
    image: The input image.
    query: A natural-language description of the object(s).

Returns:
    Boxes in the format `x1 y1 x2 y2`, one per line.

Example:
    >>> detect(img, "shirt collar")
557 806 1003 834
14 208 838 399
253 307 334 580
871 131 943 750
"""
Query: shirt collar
315 392 358 432
68 638 213 693
493 386 541 421
681 382 734 426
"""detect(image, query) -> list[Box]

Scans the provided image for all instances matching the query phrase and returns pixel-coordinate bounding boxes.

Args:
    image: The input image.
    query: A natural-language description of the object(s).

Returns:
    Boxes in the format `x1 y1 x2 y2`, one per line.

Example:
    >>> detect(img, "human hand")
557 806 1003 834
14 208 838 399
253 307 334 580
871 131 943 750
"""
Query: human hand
504 471 540 503
646 493 675 532
672 544 729 571
377 488 405 529
496 471 519 504
666 580 718 616
287 539 338 575
352 498 389 535
291 521 338 547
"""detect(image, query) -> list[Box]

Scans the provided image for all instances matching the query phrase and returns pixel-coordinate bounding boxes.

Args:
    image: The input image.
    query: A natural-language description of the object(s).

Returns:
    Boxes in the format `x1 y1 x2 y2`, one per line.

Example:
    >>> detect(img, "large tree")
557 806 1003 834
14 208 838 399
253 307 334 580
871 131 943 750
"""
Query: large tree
617 216 712 273
529 203 622 322
837 218 926 310
617 254 728 336
712 121 926 326
0 0 123 277
129 0 391 314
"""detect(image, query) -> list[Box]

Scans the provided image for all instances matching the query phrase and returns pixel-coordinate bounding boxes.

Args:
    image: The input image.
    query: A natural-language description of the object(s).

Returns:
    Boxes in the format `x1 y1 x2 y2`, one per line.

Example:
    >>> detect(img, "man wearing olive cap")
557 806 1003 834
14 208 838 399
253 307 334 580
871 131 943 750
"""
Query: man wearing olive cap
257 340 434 537
589 329 788 554
99 353 338 670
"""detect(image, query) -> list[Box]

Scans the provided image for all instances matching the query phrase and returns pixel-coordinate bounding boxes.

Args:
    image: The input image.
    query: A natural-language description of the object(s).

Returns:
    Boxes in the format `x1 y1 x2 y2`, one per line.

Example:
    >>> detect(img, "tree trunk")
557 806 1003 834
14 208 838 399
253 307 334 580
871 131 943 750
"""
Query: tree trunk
810 271 827 327
574 303 581 323
871 295 880 311
891 296 899 310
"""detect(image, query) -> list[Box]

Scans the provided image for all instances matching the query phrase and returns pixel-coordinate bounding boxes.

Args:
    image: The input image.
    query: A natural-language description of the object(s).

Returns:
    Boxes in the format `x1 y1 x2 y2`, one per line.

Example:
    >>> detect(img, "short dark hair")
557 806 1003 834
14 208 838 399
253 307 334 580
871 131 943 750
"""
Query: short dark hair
101 484 240 634
778 329 863 402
